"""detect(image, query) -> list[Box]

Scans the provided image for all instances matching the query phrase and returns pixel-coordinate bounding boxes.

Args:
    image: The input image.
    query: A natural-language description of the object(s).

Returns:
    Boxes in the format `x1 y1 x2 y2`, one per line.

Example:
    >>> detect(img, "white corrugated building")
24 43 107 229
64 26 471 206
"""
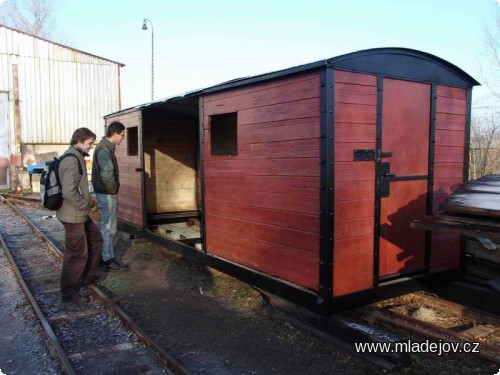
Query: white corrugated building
0 24 124 190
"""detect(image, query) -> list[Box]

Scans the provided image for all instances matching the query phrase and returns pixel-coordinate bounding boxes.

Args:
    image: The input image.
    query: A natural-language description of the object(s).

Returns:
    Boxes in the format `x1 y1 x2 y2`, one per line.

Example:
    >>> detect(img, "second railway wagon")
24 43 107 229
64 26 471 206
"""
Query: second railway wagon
104 48 479 312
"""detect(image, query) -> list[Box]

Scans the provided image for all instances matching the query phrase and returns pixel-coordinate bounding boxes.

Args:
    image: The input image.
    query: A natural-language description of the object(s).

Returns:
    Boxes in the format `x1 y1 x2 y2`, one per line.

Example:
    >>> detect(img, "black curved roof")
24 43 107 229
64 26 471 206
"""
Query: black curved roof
108 47 479 117
200 47 479 94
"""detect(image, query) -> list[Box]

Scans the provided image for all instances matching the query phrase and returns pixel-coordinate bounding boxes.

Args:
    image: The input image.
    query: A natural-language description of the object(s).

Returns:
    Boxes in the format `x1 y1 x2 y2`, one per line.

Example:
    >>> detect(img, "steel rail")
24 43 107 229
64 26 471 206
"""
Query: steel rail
1 195 189 375
0 197 76 375
357 304 500 365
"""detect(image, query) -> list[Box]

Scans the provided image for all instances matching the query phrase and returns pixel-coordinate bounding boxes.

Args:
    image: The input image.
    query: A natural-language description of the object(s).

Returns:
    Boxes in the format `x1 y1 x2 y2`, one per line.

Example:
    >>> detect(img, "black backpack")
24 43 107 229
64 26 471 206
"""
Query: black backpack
40 154 82 210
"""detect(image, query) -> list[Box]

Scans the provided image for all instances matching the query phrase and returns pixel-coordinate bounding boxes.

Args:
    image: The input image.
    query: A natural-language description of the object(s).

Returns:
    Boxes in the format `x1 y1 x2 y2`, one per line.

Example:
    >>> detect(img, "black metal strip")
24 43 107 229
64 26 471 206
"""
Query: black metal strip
387 175 428 182
460 88 474 272
318 66 334 311
464 88 472 183
137 113 147 229
373 76 384 285
198 96 208 254
425 84 437 271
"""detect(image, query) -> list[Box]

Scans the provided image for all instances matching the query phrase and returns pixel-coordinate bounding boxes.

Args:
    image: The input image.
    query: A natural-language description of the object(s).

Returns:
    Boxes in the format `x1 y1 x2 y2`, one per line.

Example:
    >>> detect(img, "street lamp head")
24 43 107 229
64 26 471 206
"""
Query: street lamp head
142 19 148 30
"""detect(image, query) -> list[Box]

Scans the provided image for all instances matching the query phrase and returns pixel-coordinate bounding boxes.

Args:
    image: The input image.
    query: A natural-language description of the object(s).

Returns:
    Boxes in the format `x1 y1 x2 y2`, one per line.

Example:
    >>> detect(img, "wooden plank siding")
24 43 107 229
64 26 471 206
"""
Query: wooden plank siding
143 118 198 213
203 72 321 290
107 111 144 228
431 85 467 272
333 70 377 297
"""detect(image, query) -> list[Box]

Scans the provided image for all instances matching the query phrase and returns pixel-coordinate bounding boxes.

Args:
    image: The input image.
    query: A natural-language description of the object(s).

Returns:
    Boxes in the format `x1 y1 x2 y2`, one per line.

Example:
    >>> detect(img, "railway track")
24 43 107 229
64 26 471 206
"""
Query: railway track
357 291 500 365
2 193 499 374
0 195 188 375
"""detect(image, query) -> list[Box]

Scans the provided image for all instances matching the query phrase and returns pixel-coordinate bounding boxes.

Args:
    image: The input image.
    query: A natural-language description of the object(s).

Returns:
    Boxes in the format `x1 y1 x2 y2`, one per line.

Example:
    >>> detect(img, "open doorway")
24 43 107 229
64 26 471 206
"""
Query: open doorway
141 98 202 250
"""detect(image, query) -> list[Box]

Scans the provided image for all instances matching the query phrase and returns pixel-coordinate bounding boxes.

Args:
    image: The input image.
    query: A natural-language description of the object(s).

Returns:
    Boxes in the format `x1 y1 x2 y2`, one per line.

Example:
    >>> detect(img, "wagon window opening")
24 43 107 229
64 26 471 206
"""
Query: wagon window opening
210 112 238 156
127 126 138 156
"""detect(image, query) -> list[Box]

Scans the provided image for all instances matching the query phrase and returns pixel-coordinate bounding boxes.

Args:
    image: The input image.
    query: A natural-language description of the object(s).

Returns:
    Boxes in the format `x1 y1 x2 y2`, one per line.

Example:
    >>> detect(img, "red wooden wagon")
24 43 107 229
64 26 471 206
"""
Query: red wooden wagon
104 48 479 312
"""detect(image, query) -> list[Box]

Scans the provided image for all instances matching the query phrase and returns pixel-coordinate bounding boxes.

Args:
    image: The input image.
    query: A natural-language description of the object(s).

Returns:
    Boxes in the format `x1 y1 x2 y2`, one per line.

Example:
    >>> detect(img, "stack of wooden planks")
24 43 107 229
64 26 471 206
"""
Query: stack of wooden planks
412 175 500 287
411 175 500 242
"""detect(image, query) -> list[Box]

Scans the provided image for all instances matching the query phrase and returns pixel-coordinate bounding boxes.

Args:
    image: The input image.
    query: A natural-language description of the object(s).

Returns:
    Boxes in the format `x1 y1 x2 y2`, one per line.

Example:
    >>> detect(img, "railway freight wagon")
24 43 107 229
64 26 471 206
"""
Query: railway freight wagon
105 48 479 312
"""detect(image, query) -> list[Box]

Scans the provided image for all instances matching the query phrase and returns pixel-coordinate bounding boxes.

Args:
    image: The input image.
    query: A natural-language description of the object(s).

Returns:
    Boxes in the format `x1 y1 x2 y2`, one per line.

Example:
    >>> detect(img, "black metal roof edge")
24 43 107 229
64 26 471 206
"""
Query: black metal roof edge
327 47 480 87
106 47 480 118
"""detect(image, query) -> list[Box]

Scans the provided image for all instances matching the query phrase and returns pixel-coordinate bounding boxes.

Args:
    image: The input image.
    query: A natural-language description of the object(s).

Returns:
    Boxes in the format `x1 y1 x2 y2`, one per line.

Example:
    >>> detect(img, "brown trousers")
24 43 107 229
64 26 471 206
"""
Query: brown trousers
60 219 103 299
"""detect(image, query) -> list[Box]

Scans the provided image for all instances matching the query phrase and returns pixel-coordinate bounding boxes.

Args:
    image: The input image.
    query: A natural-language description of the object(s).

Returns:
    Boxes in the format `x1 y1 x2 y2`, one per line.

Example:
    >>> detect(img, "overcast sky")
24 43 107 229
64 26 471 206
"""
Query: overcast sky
42 0 500 114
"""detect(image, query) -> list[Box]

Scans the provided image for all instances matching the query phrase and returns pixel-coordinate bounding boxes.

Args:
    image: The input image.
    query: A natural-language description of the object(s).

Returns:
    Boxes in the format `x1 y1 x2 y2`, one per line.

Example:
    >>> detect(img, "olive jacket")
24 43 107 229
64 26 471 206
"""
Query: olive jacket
91 137 120 195
55 146 92 224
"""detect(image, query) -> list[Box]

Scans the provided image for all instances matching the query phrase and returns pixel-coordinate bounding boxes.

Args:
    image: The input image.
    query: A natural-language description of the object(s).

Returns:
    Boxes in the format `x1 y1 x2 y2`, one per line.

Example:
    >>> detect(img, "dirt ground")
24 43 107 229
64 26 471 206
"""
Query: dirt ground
8 199 500 375
98 232 498 375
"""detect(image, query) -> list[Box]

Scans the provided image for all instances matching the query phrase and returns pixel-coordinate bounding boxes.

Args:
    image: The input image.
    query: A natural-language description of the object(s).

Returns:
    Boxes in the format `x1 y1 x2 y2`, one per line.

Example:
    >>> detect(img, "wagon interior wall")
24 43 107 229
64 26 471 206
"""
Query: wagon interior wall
203 72 322 291
142 114 199 215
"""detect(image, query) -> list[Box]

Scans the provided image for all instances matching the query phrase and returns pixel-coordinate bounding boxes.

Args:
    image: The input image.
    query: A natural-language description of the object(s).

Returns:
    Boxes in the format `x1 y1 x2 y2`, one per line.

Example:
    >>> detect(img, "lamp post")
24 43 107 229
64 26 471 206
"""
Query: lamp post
142 18 154 101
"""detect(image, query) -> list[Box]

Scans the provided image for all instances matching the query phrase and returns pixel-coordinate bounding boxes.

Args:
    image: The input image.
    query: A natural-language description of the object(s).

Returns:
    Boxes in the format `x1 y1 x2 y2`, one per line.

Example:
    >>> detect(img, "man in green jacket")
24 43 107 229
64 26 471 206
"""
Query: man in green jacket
57 127 102 303
92 121 128 270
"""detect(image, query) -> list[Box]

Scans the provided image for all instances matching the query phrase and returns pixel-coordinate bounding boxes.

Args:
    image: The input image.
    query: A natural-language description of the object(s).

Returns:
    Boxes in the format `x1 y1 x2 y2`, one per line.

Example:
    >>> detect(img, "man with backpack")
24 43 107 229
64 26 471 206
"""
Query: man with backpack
92 121 128 271
57 127 103 303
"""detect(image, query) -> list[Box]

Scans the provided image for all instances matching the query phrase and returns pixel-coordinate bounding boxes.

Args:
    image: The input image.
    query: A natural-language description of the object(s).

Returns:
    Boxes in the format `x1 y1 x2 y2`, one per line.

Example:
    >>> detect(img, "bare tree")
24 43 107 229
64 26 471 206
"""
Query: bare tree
480 16 500 108
0 0 63 41
470 114 500 179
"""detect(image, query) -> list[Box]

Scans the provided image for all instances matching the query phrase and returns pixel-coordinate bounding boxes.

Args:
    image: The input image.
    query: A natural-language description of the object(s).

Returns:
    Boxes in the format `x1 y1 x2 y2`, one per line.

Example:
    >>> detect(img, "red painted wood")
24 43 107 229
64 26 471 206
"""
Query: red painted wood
435 112 466 131
434 146 464 163
335 123 376 143
205 187 319 215
206 175 318 196
204 72 319 104
379 78 430 277
332 71 377 295
334 82 377 105
110 113 144 229
207 228 318 289
334 199 374 220
204 75 319 114
204 73 321 290
435 130 465 147
333 272 373 296
434 163 463 179
334 235 374 258
208 202 319 232
334 217 374 240
379 180 428 276
334 253 373 275
334 162 374 181
437 85 467 100
334 70 377 86
334 102 377 124
335 142 376 162
436 95 466 116
335 180 375 201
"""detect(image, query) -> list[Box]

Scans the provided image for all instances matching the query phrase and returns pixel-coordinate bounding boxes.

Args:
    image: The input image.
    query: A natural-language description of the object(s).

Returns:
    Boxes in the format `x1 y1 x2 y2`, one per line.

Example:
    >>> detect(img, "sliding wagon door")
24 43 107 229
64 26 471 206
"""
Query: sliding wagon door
378 79 430 278
106 112 145 229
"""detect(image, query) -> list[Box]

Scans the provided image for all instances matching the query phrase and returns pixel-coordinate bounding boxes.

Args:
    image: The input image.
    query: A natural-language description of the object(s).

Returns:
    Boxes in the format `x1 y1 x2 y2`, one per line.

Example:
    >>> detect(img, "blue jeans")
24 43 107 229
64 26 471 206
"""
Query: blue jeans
96 193 118 261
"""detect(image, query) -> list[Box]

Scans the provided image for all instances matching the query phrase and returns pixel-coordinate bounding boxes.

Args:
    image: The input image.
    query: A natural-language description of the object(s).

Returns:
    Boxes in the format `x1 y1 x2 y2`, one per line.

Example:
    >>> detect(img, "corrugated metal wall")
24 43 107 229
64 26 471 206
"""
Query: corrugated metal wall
0 25 122 144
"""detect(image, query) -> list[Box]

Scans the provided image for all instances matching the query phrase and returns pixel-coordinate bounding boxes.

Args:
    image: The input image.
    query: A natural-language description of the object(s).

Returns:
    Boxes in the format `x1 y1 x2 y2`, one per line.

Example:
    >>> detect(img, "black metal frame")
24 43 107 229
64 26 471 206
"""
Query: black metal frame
373 75 384 285
317 66 335 311
425 84 438 271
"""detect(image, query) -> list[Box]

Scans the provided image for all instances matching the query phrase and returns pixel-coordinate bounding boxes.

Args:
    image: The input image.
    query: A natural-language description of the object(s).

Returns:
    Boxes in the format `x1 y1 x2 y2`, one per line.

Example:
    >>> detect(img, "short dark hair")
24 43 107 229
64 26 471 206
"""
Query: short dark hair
106 121 126 137
70 127 97 146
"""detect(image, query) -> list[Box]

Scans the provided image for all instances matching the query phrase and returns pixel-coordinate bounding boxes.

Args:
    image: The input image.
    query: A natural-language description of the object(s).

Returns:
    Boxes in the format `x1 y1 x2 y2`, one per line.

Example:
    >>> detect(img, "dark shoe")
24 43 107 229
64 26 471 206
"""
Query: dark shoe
104 258 129 271
62 294 90 304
